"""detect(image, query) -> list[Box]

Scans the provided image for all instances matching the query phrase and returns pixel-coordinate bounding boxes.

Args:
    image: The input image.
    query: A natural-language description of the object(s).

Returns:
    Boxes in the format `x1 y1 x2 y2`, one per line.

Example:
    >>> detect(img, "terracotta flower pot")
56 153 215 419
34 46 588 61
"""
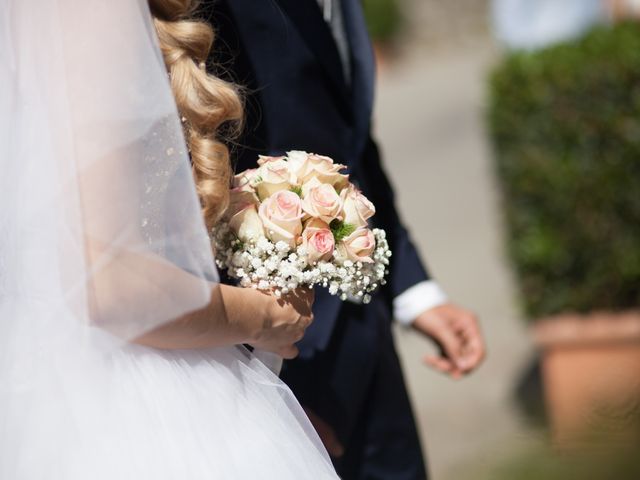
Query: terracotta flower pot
533 311 640 446
372 41 390 73
608 0 640 20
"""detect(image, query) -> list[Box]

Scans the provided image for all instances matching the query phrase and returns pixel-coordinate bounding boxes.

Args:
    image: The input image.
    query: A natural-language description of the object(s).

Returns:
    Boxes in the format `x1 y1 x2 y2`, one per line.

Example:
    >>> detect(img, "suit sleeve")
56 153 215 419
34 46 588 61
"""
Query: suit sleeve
357 136 432 299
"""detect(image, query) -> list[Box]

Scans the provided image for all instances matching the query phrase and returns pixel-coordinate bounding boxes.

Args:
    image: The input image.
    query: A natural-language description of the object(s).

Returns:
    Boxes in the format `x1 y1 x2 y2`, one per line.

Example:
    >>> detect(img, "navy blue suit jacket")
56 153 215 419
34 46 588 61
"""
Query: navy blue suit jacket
207 0 431 357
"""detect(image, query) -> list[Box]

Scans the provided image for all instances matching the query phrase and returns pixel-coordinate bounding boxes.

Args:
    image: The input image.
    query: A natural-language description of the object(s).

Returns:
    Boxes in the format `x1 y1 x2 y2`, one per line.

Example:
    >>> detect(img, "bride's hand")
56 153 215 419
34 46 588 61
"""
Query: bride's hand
134 284 314 352
248 287 315 359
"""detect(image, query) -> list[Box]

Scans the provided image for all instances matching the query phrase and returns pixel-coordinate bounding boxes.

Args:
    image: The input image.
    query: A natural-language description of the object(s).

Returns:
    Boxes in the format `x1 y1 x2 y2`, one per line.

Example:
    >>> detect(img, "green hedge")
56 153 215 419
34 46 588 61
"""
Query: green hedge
489 23 640 319
363 0 403 44
484 444 640 480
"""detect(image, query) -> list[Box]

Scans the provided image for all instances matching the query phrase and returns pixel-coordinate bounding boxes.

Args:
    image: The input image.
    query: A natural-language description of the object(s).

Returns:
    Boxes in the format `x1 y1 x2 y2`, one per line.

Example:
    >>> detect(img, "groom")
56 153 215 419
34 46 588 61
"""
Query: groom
205 1 485 478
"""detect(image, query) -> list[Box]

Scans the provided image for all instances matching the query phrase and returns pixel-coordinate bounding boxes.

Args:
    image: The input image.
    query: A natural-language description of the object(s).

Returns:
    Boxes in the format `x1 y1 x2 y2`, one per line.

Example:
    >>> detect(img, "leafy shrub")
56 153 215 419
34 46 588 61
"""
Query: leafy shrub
363 0 403 43
489 22 640 319
485 444 640 480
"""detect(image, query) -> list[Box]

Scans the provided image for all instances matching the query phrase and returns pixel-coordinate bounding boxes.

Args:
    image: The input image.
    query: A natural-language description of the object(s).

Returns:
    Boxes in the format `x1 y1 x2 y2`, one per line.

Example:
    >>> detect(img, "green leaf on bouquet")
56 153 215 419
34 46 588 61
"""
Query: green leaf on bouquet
232 240 244 252
330 220 356 243
290 185 303 197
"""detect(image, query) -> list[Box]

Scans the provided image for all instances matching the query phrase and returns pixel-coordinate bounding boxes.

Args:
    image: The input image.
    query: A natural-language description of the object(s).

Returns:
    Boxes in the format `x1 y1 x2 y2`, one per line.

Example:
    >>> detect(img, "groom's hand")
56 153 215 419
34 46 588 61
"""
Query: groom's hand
412 303 485 379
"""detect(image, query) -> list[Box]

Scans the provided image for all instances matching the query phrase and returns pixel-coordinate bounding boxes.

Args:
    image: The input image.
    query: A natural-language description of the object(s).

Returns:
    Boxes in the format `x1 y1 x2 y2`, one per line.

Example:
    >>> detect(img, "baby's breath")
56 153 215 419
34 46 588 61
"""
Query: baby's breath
213 224 391 303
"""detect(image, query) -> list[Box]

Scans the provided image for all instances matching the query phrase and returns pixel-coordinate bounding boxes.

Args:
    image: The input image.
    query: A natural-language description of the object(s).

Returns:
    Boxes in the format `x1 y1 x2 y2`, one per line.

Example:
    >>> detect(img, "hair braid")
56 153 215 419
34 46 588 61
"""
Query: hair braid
149 0 243 229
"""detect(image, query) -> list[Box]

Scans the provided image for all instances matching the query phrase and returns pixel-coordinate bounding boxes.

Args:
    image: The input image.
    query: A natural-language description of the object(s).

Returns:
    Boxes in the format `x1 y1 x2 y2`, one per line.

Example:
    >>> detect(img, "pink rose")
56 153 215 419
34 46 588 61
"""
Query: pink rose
339 228 375 263
341 185 375 228
254 158 292 200
229 205 264 242
258 190 304 247
302 219 335 264
301 177 344 223
287 150 349 190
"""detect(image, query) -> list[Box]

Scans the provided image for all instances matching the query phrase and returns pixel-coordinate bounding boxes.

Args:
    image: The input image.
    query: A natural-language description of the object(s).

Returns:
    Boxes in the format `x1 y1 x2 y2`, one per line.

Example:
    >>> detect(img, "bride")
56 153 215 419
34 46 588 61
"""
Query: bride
0 0 339 478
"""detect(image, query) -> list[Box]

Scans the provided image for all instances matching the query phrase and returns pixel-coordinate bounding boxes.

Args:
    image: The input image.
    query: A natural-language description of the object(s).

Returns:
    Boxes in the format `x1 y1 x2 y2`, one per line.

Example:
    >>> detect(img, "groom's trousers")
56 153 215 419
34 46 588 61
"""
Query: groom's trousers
282 299 429 480
205 0 433 477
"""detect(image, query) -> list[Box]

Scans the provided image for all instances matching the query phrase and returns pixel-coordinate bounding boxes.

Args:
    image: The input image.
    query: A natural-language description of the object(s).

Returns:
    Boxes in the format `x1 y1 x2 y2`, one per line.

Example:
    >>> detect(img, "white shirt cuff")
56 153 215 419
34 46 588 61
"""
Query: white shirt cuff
393 281 448 326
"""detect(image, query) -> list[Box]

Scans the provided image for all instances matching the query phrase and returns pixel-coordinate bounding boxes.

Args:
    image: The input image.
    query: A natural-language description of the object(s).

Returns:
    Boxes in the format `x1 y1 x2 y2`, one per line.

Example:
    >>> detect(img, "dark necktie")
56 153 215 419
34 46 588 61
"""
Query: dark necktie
317 0 352 84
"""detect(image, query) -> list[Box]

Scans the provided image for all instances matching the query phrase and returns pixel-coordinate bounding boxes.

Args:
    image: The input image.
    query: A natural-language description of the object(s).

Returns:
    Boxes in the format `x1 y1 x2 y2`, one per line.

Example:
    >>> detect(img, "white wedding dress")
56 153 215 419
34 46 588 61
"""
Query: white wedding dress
0 0 338 478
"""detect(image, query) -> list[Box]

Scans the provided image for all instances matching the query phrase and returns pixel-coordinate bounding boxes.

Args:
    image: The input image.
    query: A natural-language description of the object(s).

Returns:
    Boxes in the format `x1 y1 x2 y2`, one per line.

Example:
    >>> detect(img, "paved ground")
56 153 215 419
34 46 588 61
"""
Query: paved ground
373 14 543 479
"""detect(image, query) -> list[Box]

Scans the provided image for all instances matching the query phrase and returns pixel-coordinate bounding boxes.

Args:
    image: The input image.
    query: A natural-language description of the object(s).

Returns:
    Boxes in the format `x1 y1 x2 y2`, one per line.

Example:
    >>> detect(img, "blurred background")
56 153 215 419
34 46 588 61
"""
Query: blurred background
366 0 640 478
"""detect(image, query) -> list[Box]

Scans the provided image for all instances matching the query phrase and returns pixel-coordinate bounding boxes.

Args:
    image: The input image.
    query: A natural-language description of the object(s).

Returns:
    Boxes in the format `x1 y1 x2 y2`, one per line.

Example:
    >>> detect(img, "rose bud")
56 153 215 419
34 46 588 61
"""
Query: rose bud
339 227 375 263
341 185 376 228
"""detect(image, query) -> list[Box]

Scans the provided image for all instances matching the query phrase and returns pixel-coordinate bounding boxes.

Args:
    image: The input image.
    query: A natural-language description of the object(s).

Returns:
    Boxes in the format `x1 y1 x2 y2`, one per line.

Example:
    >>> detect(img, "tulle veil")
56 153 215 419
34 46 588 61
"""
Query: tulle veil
0 0 217 342
0 0 337 478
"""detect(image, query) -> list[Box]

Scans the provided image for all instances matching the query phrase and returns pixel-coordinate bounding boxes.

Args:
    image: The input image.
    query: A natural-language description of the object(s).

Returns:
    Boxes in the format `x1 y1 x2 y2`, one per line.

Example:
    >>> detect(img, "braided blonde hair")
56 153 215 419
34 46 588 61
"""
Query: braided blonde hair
149 0 243 228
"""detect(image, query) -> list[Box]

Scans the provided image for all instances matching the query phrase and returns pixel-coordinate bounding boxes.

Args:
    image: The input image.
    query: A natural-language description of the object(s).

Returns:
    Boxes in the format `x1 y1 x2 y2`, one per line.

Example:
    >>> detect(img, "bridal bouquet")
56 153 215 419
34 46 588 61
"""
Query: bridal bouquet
213 151 391 303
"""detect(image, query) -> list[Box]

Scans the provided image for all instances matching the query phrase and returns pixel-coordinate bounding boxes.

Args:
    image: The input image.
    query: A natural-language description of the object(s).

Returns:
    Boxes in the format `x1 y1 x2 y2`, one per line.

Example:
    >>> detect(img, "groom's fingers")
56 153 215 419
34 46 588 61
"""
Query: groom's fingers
462 336 485 371
432 324 466 370
413 304 485 378
423 354 452 371
458 321 485 372
447 310 485 373
423 354 463 379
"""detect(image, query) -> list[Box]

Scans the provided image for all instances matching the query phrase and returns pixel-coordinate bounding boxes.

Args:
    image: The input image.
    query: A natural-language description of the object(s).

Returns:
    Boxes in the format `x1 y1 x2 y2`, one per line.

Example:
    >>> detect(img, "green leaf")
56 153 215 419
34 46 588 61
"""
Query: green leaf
290 185 303 197
330 220 356 243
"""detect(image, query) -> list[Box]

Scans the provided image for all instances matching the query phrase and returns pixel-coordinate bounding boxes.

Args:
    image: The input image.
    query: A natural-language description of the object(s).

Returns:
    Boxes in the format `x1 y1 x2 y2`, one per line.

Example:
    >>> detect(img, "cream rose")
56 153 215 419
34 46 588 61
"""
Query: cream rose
232 168 259 192
229 205 264 242
302 219 335 264
301 178 344 223
227 188 259 217
341 186 376 228
340 228 375 263
286 150 312 179
257 155 287 166
254 158 292 200
258 190 304 247
287 150 349 190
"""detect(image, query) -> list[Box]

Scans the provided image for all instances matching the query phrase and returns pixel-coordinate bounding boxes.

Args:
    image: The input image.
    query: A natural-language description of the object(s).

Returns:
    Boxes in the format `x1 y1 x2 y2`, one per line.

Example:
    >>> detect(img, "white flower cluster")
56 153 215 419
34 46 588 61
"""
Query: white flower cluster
213 223 391 303
213 151 393 302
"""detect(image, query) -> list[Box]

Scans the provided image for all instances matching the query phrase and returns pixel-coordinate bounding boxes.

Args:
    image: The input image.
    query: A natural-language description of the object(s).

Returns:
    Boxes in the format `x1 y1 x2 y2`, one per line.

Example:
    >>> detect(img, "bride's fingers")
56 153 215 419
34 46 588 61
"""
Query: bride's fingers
279 344 299 359
283 288 315 315
301 313 314 328
293 328 306 343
